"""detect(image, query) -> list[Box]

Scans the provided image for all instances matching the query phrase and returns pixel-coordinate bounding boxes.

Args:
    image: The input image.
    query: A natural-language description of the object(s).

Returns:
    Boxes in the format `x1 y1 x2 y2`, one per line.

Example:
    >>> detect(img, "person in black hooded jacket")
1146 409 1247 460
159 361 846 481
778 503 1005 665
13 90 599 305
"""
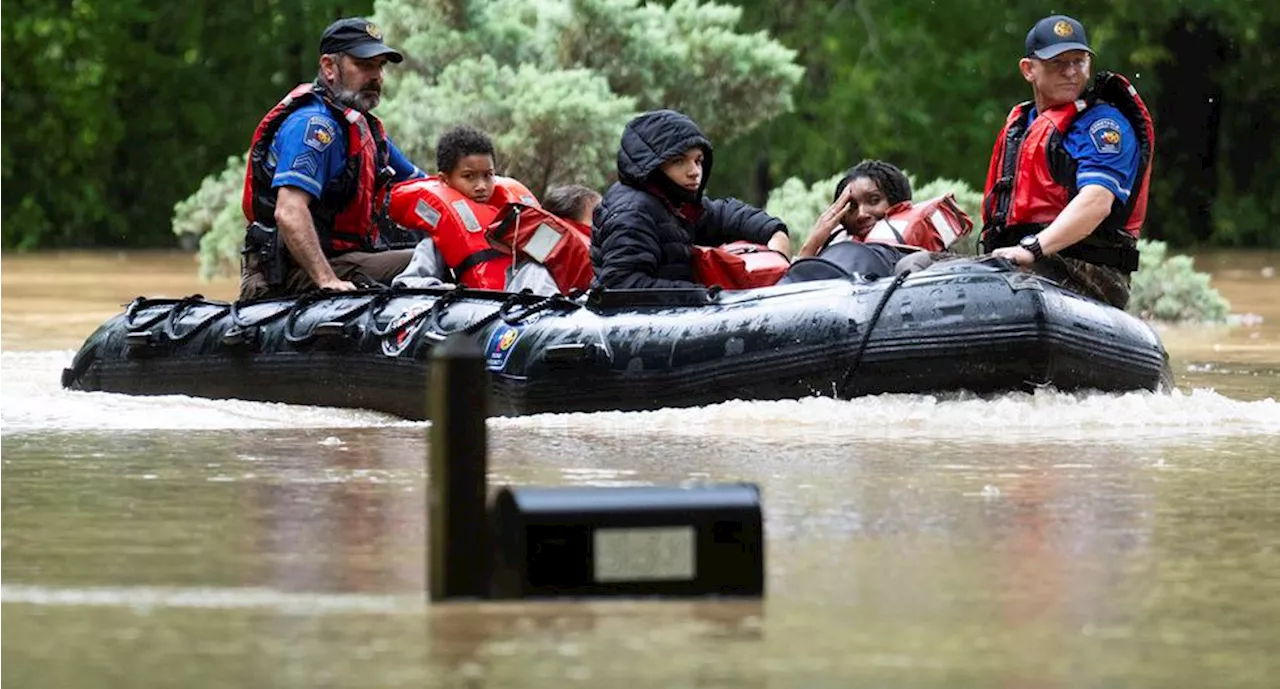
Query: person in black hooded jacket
591 109 790 289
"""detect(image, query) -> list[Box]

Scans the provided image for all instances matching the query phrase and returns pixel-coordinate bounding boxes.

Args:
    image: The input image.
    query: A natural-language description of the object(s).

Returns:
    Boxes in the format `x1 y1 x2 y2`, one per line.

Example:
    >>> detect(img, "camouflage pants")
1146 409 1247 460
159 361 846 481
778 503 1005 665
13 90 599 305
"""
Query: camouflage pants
1026 255 1131 310
239 249 415 301
905 251 1131 310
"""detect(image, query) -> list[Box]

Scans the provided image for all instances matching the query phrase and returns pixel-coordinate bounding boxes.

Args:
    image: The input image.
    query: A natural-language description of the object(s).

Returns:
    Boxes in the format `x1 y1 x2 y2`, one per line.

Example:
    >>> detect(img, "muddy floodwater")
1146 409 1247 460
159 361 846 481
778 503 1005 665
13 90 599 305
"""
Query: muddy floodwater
3 250 1278 687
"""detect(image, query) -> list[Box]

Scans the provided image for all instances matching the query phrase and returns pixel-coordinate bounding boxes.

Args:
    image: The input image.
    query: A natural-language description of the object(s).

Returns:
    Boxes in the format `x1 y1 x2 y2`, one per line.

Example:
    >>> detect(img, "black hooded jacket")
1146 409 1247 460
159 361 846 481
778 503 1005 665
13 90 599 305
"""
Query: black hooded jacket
591 110 787 289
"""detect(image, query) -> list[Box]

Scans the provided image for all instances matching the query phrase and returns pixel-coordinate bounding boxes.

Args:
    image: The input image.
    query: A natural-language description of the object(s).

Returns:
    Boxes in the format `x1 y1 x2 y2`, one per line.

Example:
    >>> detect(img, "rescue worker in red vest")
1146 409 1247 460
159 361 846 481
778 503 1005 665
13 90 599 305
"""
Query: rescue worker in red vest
982 15 1155 309
240 18 426 301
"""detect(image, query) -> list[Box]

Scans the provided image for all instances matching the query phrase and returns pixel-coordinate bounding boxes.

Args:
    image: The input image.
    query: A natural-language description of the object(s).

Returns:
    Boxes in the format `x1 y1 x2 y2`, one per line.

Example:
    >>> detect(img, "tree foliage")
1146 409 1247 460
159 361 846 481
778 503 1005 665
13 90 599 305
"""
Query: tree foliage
1 0 372 250
4 0 1278 256
1129 239 1230 323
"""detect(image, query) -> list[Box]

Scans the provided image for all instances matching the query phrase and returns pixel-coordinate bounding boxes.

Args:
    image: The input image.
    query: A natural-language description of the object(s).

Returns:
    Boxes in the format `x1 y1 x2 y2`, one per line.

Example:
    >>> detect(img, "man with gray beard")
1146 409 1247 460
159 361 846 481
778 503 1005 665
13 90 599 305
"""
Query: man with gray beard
240 18 426 300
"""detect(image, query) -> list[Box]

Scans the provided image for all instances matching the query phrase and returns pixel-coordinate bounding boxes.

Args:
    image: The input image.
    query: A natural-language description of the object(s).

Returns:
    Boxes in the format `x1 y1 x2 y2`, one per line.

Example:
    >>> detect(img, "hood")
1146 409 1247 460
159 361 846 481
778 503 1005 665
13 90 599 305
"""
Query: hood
616 110 714 195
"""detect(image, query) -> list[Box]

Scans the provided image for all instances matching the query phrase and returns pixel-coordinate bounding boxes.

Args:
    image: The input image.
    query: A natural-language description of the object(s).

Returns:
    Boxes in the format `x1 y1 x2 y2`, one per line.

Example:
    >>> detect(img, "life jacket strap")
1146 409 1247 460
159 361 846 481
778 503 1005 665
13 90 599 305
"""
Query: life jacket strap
455 248 505 277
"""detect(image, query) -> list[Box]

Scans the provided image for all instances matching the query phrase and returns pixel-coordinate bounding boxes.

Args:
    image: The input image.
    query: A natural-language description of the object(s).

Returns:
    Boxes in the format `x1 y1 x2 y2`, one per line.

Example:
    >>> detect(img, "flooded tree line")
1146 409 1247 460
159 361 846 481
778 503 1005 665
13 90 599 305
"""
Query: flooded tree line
3 0 1276 250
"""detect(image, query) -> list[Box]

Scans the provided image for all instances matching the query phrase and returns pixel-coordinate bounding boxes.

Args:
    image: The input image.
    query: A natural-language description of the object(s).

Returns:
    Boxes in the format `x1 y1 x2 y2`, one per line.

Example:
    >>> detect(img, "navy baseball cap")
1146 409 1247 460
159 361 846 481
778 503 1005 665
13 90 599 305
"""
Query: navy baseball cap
1025 15 1093 59
319 18 403 63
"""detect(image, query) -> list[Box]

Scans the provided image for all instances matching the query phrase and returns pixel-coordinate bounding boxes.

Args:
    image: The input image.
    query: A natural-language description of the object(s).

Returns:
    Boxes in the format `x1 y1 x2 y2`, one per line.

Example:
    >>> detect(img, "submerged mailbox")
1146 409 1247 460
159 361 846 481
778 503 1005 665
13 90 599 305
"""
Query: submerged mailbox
426 334 766 601
488 484 764 598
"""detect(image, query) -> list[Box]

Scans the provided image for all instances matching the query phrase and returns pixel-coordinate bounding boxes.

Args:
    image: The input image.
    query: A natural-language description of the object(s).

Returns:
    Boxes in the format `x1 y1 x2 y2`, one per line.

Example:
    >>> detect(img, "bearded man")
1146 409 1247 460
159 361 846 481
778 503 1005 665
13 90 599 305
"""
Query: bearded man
239 18 426 300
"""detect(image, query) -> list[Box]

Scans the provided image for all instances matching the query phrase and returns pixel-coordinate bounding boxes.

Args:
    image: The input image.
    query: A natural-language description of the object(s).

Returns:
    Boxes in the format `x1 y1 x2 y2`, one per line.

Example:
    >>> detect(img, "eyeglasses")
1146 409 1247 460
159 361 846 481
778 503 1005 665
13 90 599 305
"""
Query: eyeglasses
1037 55 1091 74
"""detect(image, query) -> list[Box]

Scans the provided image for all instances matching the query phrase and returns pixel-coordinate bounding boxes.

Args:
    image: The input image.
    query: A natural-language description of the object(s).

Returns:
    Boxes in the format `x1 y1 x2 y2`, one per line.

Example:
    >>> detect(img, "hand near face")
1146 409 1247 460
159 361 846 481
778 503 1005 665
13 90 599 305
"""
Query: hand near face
809 184 853 242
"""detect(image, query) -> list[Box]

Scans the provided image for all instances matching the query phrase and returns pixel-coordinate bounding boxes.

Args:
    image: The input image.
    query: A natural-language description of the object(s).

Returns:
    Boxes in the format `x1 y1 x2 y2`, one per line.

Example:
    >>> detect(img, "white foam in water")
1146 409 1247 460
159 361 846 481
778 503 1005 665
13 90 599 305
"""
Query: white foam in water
1 351 410 433
496 388 1280 443
0 584 422 615
6 350 1277 440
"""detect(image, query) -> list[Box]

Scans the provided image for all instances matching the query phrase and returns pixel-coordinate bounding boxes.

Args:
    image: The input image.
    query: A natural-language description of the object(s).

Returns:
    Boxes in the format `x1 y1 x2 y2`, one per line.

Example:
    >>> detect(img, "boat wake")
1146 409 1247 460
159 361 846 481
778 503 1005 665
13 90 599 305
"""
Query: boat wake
4 350 1276 440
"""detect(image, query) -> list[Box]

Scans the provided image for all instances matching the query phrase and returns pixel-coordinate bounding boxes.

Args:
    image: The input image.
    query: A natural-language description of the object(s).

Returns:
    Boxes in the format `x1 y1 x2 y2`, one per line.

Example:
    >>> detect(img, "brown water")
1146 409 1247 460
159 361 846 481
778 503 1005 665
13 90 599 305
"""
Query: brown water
3 251 1279 687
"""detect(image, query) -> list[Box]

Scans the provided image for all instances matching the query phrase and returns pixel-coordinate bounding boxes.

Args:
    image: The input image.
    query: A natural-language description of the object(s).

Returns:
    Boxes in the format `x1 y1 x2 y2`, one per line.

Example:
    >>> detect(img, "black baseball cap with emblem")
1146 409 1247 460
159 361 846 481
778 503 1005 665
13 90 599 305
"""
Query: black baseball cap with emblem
1025 15 1093 59
319 17 403 63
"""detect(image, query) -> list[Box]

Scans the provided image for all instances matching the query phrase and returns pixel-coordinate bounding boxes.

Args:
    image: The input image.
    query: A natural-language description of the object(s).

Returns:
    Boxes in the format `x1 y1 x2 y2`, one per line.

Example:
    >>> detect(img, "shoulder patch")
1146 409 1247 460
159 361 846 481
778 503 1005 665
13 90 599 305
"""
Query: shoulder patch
1088 117 1123 155
303 116 337 152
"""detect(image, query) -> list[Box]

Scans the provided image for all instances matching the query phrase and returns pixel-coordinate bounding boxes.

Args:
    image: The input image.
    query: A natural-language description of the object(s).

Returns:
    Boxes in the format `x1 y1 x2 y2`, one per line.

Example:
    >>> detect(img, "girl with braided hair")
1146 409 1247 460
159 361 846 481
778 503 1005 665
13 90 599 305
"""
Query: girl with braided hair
792 159 972 279
797 160 912 265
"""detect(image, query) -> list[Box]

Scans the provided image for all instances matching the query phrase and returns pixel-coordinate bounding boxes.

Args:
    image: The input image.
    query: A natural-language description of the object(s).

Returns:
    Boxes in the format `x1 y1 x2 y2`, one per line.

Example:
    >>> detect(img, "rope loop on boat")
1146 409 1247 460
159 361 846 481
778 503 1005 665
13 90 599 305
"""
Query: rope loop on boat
159 295 231 345
282 289 388 344
229 298 296 330
123 296 183 333
836 271 912 399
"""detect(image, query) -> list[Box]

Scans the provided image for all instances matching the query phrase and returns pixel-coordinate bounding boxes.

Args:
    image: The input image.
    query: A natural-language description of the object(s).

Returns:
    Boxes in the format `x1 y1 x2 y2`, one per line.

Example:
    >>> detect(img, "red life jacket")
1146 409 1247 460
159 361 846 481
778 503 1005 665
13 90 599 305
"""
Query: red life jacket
385 176 541 289
691 242 790 290
980 71 1154 272
486 204 595 294
850 195 973 252
242 82 391 255
488 177 540 209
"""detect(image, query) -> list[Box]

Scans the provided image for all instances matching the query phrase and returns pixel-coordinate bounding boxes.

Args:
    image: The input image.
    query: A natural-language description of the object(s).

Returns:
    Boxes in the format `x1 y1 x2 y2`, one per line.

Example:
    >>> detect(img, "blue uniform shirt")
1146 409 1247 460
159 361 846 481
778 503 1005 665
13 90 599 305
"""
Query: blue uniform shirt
267 101 424 199
1029 102 1139 204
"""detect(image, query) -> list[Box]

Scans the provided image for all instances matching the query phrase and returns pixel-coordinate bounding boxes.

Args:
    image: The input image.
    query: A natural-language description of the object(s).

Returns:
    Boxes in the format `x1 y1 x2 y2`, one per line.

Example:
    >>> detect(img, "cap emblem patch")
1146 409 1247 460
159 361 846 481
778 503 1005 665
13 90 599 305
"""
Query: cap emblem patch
1054 21 1074 37
365 23 383 40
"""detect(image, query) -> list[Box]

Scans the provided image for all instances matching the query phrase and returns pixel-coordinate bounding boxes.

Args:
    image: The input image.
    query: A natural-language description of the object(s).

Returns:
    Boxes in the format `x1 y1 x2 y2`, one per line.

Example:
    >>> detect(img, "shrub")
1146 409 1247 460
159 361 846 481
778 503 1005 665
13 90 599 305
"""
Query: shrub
1128 239 1230 323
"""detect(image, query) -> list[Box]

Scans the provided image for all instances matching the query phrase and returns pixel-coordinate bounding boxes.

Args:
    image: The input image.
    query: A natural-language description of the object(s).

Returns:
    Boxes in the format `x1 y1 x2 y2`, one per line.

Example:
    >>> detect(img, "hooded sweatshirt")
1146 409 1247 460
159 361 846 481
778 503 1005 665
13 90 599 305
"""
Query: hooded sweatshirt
591 109 786 289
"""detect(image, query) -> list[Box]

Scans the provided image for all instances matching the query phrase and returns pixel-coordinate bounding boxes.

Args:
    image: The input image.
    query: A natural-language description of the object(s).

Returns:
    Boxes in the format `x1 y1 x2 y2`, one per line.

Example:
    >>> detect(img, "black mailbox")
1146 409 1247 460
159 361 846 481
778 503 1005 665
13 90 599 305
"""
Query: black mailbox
489 484 764 599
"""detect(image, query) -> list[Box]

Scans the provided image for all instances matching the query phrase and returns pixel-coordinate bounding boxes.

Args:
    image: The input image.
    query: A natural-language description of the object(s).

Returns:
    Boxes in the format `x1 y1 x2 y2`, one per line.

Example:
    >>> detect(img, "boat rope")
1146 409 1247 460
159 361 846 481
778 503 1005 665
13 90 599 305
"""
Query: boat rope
836 271 912 400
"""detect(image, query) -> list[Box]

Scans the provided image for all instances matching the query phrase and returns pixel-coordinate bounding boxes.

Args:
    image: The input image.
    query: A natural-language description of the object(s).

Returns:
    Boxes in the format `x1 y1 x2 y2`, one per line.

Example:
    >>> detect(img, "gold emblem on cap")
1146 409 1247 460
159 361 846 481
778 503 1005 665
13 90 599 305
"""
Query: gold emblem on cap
365 23 383 40
1053 20 1073 37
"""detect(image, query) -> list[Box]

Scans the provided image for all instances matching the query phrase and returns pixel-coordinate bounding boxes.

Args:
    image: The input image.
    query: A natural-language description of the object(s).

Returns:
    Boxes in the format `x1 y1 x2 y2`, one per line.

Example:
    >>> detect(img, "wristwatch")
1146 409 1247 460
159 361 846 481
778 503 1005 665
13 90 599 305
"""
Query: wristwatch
1018 235 1045 261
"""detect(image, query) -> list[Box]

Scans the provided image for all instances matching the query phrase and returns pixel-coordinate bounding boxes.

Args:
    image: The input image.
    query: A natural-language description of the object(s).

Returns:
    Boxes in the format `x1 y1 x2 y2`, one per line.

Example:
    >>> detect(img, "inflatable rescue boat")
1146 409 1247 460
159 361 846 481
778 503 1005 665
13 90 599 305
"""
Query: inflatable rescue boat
62 258 1170 419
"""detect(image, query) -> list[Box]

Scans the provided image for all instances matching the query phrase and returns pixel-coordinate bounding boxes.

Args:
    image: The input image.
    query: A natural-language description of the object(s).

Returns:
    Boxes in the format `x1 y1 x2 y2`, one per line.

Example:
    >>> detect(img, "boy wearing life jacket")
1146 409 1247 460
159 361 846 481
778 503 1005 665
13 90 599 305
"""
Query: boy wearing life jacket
592 110 790 289
390 127 593 294
793 160 972 279
391 126 510 288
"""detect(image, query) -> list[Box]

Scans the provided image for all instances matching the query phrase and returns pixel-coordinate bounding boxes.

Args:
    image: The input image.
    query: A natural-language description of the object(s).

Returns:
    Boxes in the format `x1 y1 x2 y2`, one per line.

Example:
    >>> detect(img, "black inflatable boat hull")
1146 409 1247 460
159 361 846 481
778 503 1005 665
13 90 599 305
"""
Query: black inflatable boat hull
62 261 1169 419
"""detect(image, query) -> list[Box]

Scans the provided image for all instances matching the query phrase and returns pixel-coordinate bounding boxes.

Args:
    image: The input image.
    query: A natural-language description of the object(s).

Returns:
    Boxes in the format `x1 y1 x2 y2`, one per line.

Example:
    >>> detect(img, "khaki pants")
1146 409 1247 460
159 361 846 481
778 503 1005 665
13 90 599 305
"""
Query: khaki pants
239 249 415 301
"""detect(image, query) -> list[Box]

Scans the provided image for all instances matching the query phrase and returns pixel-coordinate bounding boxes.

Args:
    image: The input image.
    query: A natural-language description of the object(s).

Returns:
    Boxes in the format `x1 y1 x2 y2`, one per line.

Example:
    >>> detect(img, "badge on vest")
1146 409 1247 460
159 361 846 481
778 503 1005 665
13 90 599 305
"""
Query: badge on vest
304 116 337 152
1089 118 1123 154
